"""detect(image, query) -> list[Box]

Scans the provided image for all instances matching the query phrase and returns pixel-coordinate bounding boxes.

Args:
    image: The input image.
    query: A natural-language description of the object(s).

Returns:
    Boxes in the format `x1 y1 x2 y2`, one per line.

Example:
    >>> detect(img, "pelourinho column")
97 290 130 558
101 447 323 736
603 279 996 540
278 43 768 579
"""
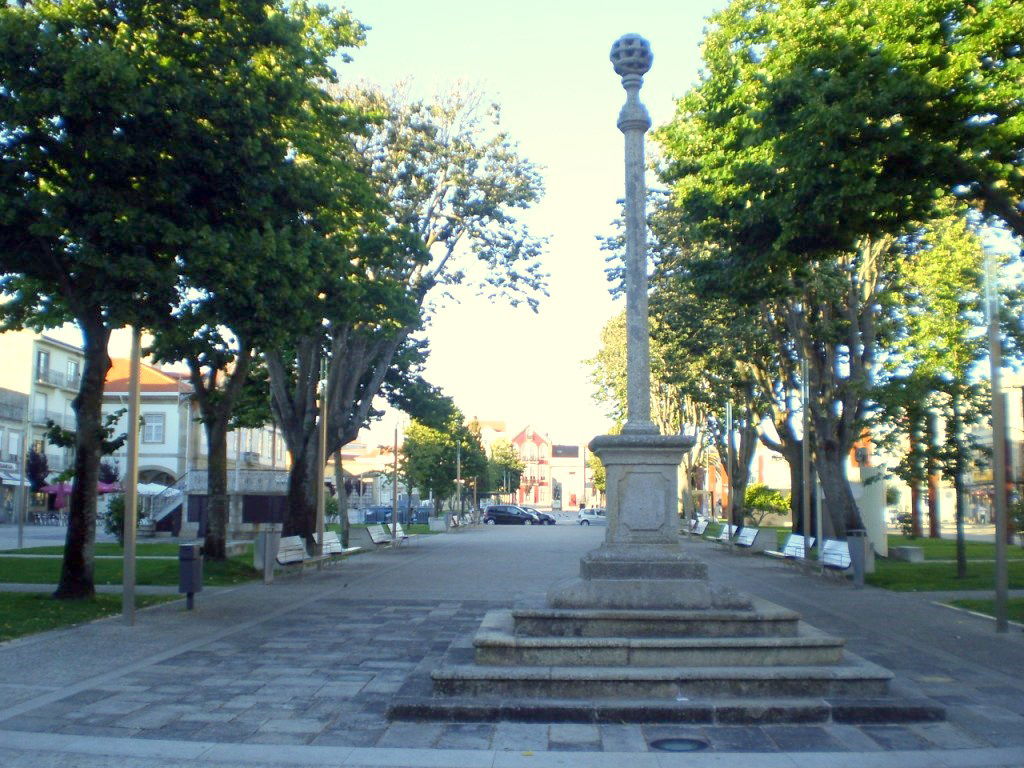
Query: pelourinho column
547 35 731 610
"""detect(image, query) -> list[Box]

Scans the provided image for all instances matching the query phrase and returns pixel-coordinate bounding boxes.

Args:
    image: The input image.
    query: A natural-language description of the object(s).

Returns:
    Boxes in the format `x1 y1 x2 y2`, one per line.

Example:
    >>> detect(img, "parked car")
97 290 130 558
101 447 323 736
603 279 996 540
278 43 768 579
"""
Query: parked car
577 507 608 526
521 506 556 525
483 504 537 525
363 505 429 525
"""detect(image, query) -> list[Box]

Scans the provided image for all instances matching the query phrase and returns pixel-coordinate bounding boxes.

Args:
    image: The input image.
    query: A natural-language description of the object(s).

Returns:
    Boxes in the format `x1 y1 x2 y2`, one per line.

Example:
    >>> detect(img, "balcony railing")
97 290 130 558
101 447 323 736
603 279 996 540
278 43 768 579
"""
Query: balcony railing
32 409 73 428
0 402 26 421
35 367 81 391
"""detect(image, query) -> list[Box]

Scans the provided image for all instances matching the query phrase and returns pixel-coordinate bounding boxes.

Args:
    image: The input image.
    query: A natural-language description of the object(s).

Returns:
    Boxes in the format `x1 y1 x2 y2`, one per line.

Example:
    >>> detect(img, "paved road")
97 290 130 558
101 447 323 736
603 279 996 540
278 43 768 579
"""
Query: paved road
0 524 1021 767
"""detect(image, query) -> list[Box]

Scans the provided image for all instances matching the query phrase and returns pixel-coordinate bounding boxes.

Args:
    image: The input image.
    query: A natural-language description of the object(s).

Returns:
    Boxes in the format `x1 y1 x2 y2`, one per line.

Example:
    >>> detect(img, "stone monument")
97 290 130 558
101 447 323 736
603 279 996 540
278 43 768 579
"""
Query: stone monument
547 33 733 613
388 36 943 726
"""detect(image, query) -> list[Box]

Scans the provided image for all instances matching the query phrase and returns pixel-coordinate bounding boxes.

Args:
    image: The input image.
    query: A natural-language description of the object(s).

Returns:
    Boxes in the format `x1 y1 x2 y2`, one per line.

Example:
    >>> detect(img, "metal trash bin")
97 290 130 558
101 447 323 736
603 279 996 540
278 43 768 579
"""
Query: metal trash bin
178 543 203 609
847 530 869 589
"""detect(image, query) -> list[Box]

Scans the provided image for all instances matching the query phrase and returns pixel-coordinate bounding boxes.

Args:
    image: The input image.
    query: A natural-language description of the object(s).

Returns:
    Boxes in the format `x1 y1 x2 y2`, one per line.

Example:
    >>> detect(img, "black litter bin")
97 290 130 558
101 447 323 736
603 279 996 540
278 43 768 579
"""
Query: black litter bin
179 543 203 609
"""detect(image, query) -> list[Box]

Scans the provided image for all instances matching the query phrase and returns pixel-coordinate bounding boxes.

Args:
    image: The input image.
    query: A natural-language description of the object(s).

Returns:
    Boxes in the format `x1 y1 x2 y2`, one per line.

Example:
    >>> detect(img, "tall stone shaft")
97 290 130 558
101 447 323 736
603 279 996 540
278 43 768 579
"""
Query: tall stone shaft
613 34 656 435
546 35 708 611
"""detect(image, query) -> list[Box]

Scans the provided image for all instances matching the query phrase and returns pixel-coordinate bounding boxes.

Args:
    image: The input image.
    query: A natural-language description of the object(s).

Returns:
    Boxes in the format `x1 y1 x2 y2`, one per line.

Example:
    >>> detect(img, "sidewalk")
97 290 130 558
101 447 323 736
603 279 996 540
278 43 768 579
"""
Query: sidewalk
0 525 1020 767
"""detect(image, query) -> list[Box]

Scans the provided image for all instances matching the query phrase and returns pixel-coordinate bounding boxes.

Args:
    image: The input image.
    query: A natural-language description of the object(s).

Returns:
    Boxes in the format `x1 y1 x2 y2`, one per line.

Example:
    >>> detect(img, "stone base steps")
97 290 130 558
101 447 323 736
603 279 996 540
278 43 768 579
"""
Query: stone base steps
389 695 945 725
432 654 893 699
511 598 801 638
475 610 844 667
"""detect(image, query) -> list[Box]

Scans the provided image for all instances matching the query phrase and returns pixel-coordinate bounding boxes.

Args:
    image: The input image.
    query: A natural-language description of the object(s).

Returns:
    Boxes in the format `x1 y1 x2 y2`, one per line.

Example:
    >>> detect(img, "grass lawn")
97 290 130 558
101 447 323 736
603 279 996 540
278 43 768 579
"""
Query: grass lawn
886 535 1024 561
947 598 1024 623
0 593 178 643
866 559 1024 591
0 554 258 587
2 541 183 556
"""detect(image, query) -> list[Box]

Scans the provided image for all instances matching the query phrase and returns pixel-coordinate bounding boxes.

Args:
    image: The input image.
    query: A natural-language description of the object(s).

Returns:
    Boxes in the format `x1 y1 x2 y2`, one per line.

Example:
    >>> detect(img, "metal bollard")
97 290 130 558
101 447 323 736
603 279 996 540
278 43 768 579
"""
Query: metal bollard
178 543 203 609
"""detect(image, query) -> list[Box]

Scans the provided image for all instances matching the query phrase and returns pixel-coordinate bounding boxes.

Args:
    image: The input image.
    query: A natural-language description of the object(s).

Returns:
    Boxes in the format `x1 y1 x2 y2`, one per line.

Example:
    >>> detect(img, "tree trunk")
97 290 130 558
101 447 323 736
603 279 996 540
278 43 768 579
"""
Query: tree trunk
334 450 348 548
204 421 229 561
815 443 862 538
951 395 967 579
54 316 111 600
927 411 941 538
283 433 318 547
927 473 940 538
910 481 922 537
787 448 805 533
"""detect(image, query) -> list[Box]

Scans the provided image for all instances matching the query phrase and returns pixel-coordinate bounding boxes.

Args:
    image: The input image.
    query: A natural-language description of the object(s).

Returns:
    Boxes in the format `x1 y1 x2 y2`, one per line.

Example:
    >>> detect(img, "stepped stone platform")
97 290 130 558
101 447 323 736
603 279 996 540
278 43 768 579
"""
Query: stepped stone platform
389 593 945 724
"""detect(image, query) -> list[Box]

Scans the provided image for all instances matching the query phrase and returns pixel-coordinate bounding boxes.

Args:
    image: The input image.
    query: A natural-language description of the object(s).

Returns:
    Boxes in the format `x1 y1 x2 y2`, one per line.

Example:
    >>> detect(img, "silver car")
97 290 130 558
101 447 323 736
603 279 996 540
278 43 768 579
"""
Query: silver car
577 507 607 526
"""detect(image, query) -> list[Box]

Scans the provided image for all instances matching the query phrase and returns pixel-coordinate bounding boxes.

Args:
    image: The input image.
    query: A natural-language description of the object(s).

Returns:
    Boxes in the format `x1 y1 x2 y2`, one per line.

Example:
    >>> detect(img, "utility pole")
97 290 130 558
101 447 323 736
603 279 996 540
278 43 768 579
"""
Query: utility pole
985 248 1008 632
122 327 142 625
315 359 327 560
391 422 399 542
802 358 811 561
726 401 734 534
456 437 462 520
17 351 34 550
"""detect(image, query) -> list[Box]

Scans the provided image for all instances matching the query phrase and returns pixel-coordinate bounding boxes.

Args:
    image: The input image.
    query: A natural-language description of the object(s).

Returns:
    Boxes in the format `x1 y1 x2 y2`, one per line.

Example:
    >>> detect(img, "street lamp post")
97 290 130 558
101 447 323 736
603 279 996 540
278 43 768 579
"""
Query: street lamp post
985 249 1009 633
122 326 142 625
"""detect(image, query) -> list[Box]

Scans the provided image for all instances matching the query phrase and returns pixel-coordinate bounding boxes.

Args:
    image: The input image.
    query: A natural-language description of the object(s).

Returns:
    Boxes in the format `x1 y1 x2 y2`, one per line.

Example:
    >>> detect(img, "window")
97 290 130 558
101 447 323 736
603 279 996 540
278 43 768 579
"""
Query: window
142 413 165 444
36 350 49 378
66 360 80 383
34 393 47 421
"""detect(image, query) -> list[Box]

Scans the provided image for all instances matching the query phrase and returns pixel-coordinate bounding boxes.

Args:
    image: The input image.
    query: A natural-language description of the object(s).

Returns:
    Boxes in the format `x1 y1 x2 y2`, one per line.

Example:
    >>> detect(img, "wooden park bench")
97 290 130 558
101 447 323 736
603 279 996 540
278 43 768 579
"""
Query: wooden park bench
275 535 309 571
821 538 852 570
685 518 710 536
276 533 361 574
706 523 735 544
732 526 769 553
393 522 418 545
366 523 397 547
314 531 362 562
765 533 814 560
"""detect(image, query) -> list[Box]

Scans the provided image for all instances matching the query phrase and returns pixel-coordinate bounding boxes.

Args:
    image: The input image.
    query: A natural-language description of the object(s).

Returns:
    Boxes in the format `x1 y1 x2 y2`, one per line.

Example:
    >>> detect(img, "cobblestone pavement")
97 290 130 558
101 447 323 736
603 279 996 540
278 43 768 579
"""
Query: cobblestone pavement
0 525 1020 766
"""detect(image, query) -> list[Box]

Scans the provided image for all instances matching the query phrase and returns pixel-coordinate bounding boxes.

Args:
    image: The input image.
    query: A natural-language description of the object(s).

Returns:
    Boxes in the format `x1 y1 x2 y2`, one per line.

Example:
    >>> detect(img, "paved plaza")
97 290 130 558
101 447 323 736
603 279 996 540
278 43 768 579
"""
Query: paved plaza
0 524 1021 767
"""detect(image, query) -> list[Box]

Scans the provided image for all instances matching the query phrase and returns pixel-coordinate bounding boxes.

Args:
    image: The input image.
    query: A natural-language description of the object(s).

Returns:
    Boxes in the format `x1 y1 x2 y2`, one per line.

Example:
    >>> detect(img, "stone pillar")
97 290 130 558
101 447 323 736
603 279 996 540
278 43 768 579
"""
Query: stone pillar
547 35 734 611
613 33 657 436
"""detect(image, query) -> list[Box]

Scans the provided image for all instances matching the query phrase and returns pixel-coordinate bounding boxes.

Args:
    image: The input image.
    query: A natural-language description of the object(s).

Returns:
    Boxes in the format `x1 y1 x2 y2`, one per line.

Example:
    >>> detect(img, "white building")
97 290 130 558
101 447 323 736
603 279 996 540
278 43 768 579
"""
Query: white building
0 331 86 516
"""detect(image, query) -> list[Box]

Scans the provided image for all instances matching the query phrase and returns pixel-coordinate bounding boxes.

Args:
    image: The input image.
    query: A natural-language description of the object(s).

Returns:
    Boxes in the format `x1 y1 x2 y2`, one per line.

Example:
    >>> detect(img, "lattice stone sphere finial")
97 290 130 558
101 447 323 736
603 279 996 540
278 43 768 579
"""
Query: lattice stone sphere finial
610 34 652 77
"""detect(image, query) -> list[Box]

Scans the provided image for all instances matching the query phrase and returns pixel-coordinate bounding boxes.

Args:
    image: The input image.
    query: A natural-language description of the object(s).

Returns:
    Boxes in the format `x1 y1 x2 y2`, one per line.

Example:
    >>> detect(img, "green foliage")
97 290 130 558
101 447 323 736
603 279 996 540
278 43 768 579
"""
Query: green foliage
1010 498 1024 546
885 486 901 508
45 409 127 481
895 511 916 539
401 410 486 515
25 449 49 492
743 484 788 525
487 439 524 498
325 495 340 524
101 495 127 546
658 0 1024 292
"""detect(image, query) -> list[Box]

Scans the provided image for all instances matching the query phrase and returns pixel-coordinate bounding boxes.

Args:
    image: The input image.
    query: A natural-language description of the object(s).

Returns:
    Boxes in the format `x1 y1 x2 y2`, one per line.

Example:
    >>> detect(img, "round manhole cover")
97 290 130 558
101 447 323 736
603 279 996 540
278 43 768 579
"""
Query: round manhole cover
649 737 709 752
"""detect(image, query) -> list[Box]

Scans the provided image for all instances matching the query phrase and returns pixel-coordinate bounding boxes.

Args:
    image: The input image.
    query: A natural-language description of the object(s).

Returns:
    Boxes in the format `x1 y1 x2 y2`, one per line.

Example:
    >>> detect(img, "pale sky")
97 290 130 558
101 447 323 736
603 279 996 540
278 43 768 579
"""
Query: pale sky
338 0 724 446
91 1 726 447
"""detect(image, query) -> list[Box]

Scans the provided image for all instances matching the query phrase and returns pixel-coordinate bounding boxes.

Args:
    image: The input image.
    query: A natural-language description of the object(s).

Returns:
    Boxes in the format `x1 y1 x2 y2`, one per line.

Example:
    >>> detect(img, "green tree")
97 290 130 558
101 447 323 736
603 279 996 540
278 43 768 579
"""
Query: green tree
888 212 992 577
743 483 789 526
486 439 524 504
659 0 1024 290
401 410 484 519
0 0 202 597
145 2 370 560
267 84 546 540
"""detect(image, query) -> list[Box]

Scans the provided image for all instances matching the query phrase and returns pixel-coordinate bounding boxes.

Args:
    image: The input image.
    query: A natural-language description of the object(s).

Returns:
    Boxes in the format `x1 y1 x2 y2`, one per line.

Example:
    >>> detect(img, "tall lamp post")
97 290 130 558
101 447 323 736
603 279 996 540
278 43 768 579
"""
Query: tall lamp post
314 357 327 561
122 326 142 625
985 248 1008 633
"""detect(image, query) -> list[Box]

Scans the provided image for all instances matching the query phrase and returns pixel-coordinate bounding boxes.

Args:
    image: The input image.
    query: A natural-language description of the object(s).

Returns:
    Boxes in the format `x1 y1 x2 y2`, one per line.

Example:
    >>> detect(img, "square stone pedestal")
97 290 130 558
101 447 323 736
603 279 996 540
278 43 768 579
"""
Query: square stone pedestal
547 431 742 610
